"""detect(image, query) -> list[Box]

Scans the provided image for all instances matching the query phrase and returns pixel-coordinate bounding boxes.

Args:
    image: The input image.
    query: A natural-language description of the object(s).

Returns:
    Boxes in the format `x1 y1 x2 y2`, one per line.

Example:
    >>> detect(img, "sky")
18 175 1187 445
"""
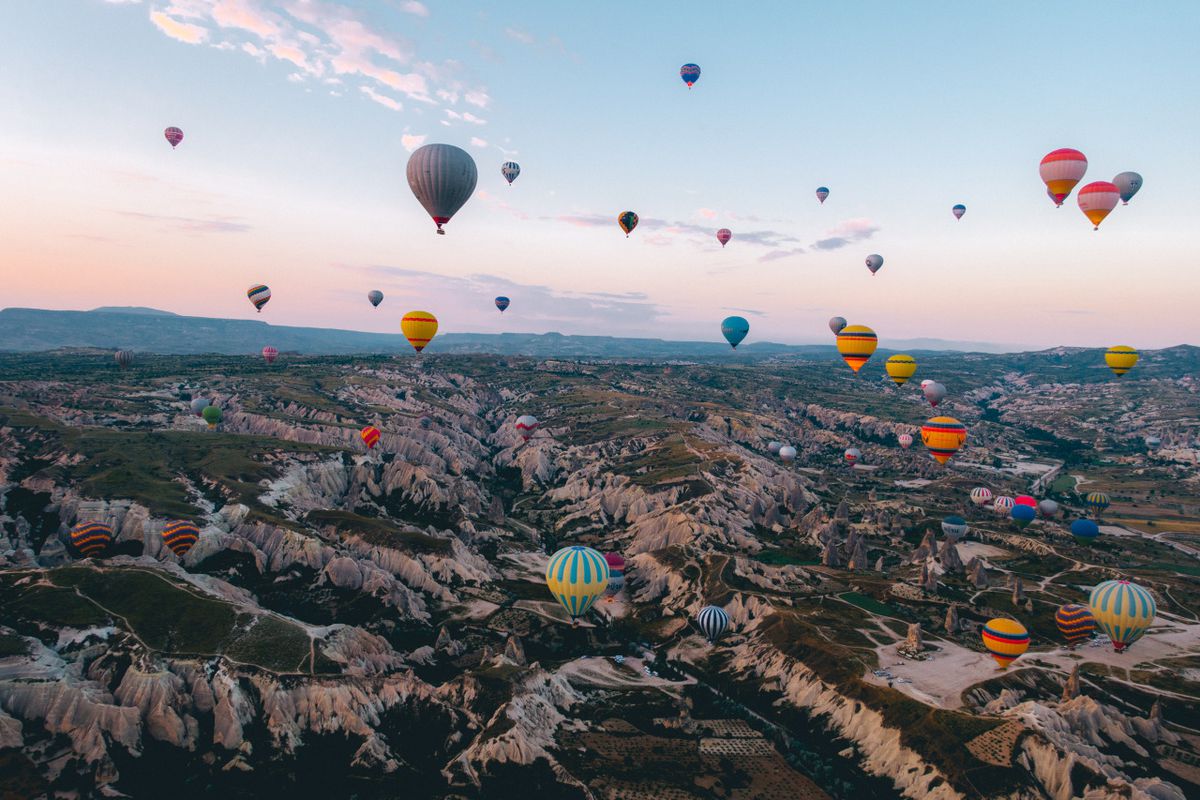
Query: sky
1 1 1198 350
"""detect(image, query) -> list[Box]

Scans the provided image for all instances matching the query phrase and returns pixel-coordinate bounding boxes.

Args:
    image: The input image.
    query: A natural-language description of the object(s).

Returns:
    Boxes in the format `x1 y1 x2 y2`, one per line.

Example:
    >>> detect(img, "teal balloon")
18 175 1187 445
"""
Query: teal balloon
721 316 749 349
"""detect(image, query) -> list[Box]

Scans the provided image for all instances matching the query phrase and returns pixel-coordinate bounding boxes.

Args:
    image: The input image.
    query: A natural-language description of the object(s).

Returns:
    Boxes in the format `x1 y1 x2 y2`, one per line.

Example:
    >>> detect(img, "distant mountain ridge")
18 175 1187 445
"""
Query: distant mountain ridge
0 307 1191 359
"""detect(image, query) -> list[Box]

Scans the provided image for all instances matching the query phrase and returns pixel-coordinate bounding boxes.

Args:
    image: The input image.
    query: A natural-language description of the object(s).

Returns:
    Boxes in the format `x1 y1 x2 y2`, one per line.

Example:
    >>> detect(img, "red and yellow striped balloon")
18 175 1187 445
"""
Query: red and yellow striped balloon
69 521 114 558
361 426 381 449
162 520 200 558
401 311 438 353
1039 148 1087 206
1077 181 1120 230
1054 604 1096 647
921 416 967 465
836 325 877 373
982 618 1029 669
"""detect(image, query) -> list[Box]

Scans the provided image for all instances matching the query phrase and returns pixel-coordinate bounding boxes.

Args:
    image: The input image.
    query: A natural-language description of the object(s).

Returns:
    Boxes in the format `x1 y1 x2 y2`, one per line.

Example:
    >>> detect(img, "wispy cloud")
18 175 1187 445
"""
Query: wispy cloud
444 109 486 125
469 136 488 148
400 133 427 152
758 248 806 263
810 218 879 250
400 1 429 17
505 27 535 45
119 211 251 234
150 10 208 44
696 208 718 220
722 307 767 317
361 85 402 111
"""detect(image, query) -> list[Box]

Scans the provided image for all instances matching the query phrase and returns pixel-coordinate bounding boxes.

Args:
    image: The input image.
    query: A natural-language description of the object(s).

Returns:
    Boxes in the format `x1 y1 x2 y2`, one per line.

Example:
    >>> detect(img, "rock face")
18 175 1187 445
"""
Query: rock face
937 537 963 574
968 557 989 588
1011 576 1026 604
898 623 925 658
845 529 870 571
944 604 961 634
911 531 937 563
1062 666 1081 701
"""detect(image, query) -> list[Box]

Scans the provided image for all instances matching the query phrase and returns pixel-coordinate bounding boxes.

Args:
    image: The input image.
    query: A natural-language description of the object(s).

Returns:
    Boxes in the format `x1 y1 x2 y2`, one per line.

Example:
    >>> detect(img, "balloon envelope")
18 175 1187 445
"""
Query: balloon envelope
406 144 478 235
190 398 210 416
898 433 913 449
545 546 609 618
69 521 113 559
162 520 200 558
767 441 783 454
1070 518 1100 542
970 487 992 506
941 516 968 541
1077 181 1120 230
982 618 1029 669
885 354 917 385
248 284 271 312
515 414 539 441
495 296 510 312
1111 171 1142 204
680 63 701 87
261 346 278 364
164 126 183 148
1040 148 1088 206
1038 499 1059 517
952 203 966 219
921 416 966 464
1084 492 1110 515
1089 579 1155 652
865 254 884 275
816 186 829 203
716 228 732 247
844 447 861 464
368 290 384 307
721 316 749 349
836 325 877 372
401 311 438 352
923 382 947 407
618 211 638 236
993 496 1015 514
1105 345 1138 377
361 426 381 449
778 445 797 462
828 316 847 335
1011 505 1036 528
201 406 222 428
1055 604 1096 646
501 161 520 185
696 605 729 642
115 350 134 369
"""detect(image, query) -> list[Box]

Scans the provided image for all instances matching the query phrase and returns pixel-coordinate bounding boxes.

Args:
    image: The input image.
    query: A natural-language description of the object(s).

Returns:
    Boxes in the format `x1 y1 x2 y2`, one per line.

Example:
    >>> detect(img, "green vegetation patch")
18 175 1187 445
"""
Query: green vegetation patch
0 633 30 657
306 510 453 555
839 591 899 617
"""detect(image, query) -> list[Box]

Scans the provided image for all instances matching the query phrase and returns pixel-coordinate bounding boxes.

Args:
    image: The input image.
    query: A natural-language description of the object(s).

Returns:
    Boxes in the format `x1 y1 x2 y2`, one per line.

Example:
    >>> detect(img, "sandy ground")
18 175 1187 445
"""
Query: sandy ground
498 551 548 581
445 598 501 621
557 655 694 691
955 540 1010 560
863 619 1200 710
894 479 933 488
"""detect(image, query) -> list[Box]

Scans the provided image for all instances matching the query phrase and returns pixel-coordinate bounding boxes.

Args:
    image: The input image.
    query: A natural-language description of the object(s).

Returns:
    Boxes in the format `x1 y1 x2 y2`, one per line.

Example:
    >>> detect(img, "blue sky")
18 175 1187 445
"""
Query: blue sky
1 1 1197 349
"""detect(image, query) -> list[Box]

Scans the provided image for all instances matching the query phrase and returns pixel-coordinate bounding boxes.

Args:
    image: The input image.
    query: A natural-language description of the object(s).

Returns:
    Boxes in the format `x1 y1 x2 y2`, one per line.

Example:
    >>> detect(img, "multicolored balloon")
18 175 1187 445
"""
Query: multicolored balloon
982 618 1029 669
680 63 701 87
70 521 114 559
501 161 520 185
1084 491 1110 515
941 516 968 541
604 552 626 573
993 495 1015 515
516 414 539 441
816 186 829 204
1040 148 1088 206
836 324 877 372
164 126 184 149
248 284 271 312
201 405 222 429
898 433 913 449
1011 505 1036 529
495 296 510 312
1055 604 1096 647
361 425 381 450
162 520 200 558
778 445 797 463
844 447 861 465
401 311 438 352
1077 181 1120 230
1105 346 1138 377
865 254 884 275
262 346 278 364
921 417 966 464
716 228 732 247
368 290 384 308
1111 171 1143 205
696 605 730 642
1089 579 1156 652
885 354 917 386
618 211 639 237
721 316 749 349
406 143 478 235
1070 518 1100 543
952 203 966 220
828 316 847 335
545 545 609 619
970 487 992 507
115 350 134 370
605 569 625 597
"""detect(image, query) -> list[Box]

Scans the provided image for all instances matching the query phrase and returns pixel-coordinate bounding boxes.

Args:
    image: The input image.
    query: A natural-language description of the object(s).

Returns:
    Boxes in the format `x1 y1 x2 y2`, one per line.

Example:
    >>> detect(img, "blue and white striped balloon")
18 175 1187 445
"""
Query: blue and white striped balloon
696 605 730 642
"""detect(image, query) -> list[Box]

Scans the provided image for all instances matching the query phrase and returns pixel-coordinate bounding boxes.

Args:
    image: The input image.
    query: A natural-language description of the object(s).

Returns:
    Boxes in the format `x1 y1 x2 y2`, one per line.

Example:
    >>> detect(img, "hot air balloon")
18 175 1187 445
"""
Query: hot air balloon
680 63 701 87
162 520 200 558
982 618 1030 669
921 417 966 464
1084 492 1110 516
942 516 968 541
778 445 797 463
605 570 625 598
190 397 210 417
1105 346 1138 377
495 296 510 312
716 228 732 247
262 346 278 364
1070 518 1100 543
401 311 438 352
618 211 638 237
361 426 381 450
696 605 729 642
1089 579 1156 652
1112 172 1143 205
202 406 222 429
836 325 877 372
993 496 1015 515
721 316 749 349
1145 435 1161 449
115 350 134 370
898 433 913 449
545 545 609 619
952 204 966 220
923 381 947 408
1039 148 1088 206
1077 181 1120 230
1015 495 1036 508
1038 499 1059 518
828 316 847 335
604 552 625 573
816 187 829 204
865 254 884 275
885 354 917 386
69 521 113 559
1011 505 1036 529
368 290 384 308
844 447 861 465
767 441 783 454
164 126 184 149
516 414 539 441
970 487 993 507
248 284 271 312
920 379 933 389
406 143 478 235
1055 604 1096 647
501 161 520 185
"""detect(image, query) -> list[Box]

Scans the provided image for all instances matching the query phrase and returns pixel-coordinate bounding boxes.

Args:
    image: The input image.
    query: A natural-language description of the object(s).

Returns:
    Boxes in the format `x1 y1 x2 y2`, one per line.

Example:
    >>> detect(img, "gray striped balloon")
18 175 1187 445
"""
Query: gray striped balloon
696 605 730 642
